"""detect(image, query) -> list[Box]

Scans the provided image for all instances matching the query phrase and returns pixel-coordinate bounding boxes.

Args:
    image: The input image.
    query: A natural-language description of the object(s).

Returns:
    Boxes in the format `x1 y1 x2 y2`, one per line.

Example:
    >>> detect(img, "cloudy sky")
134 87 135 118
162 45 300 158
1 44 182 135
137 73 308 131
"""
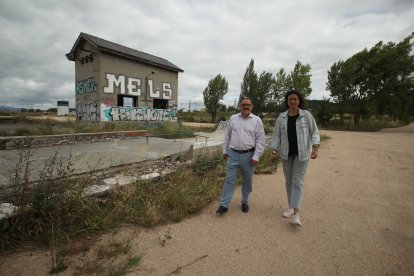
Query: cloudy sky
0 0 413 110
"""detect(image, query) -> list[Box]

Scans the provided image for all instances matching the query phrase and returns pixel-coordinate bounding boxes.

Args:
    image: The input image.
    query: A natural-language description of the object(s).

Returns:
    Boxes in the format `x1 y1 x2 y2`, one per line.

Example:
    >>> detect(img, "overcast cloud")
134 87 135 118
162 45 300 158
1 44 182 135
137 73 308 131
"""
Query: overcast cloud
0 0 413 110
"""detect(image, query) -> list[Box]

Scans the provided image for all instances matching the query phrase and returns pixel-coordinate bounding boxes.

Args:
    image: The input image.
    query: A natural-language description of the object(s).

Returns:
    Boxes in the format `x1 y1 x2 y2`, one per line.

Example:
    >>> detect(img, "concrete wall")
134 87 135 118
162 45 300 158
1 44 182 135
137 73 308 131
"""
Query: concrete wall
0 130 150 150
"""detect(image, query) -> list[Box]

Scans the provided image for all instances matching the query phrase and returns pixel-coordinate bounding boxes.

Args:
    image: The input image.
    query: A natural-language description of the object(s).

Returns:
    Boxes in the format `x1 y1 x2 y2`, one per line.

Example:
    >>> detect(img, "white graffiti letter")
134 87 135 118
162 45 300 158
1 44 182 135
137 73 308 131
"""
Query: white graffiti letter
104 74 126 94
127 77 141 96
148 79 159 98
162 83 172 100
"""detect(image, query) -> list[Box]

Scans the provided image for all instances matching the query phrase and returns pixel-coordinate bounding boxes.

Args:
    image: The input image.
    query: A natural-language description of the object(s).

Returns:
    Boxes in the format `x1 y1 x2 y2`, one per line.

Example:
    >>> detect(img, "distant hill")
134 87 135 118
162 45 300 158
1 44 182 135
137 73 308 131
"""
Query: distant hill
0 105 21 111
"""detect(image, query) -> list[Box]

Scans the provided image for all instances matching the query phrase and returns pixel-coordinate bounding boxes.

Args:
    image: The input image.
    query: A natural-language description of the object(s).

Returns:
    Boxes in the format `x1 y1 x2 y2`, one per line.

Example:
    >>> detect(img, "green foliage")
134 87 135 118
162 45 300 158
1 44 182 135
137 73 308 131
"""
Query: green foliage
240 59 258 103
289 61 312 98
271 68 290 106
148 121 194 139
178 111 235 123
2 149 91 249
256 71 274 113
240 59 275 114
240 59 313 114
0 129 10 136
326 117 406 131
327 32 414 124
203 73 229 123
13 128 31 136
314 98 334 128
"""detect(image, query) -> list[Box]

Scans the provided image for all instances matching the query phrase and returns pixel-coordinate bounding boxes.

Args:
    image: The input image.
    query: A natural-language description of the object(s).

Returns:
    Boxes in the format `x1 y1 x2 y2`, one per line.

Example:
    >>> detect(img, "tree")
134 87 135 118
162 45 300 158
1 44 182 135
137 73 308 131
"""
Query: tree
256 71 274 113
227 105 239 113
271 68 290 106
327 32 414 125
217 103 227 112
326 60 352 126
367 34 414 122
240 59 258 103
269 61 312 113
289 61 312 98
203 74 229 123
314 98 333 128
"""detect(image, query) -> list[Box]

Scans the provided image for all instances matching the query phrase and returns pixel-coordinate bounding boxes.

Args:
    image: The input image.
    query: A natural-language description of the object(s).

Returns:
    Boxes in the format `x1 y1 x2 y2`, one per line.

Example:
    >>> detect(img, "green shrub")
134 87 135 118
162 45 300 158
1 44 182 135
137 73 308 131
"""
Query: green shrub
148 122 194 139
13 128 31 136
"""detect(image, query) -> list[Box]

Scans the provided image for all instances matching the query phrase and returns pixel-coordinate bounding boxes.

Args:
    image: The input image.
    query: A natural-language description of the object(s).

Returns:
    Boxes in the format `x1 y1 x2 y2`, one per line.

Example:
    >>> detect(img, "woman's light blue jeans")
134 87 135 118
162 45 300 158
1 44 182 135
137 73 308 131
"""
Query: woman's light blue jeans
282 155 309 209
219 149 255 208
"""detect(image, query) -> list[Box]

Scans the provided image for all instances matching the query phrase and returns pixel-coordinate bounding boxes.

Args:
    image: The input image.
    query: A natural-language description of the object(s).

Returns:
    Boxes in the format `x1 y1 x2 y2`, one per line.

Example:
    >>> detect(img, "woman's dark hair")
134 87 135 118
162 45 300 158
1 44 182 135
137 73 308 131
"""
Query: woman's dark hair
284 90 306 110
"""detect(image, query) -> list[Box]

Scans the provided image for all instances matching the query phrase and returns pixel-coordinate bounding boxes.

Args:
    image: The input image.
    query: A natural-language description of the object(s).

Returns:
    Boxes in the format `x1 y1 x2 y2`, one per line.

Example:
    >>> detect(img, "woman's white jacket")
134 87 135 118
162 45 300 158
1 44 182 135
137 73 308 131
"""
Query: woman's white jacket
271 109 320 161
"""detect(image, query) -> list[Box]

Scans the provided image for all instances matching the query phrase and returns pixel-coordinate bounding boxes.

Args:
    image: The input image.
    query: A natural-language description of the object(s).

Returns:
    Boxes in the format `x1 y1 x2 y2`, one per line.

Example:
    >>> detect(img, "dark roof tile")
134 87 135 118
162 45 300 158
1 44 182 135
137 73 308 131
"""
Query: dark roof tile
66 32 183 73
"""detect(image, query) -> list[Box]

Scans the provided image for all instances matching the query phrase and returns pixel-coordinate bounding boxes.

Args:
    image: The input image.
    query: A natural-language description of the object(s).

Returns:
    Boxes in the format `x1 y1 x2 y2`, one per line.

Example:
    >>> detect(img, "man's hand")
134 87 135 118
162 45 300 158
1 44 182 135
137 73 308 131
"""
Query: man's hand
223 154 228 160
311 148 318 159
250 159 258 166
271 152 278 162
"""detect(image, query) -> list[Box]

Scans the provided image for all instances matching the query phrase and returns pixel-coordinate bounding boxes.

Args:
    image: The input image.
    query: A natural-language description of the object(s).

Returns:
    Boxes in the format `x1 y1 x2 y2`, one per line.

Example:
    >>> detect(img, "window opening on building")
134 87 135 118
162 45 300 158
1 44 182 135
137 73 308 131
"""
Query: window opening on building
153 99 168 109
117 95 137 107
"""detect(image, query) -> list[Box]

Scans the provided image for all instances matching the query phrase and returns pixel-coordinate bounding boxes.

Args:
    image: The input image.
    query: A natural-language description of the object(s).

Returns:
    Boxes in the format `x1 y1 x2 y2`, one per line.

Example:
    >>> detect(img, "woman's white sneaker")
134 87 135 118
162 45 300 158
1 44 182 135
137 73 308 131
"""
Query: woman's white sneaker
291 214 302 226
282 207 294 218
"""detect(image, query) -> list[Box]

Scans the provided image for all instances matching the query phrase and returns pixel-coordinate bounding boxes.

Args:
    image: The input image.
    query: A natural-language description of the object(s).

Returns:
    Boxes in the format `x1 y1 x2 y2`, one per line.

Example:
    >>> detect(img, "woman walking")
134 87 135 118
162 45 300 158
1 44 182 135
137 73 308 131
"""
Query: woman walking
271 90 320 226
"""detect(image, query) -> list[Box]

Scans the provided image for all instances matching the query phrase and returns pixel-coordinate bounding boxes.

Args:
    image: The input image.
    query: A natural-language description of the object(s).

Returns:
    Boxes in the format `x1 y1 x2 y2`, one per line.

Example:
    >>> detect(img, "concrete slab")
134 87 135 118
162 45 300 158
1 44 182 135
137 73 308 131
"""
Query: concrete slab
0 136 195 191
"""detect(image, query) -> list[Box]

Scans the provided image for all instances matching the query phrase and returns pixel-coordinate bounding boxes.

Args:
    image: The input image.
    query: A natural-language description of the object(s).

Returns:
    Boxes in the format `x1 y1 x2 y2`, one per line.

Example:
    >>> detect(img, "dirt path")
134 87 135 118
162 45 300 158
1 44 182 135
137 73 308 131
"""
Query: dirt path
1 129 414 275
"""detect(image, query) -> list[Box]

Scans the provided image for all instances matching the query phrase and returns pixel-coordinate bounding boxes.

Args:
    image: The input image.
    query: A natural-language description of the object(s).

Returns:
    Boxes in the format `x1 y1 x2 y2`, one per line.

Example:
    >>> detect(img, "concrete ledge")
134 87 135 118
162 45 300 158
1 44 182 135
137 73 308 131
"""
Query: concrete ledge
0 130 150 150
0 203 18 220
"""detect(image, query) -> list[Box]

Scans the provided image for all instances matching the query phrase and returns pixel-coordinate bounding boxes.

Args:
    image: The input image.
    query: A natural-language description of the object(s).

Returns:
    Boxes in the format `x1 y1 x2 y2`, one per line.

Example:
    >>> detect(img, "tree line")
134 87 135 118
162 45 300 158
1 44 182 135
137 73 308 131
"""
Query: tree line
203 59 312 122
203 33 414 124
327 33 414 125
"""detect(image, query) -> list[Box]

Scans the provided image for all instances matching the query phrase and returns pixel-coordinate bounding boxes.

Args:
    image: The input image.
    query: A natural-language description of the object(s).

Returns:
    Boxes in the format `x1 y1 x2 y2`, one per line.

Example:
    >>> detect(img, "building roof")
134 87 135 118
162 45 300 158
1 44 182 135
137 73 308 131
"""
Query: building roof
66 32 184 73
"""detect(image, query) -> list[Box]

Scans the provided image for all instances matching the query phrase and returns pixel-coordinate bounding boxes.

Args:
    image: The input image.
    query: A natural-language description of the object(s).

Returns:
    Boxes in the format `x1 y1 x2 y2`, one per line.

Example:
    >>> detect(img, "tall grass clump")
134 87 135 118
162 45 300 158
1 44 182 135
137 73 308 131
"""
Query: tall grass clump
256 145 278 174
0 149 94 250
107 149 225 226
147 122 194 139
13 128 32 136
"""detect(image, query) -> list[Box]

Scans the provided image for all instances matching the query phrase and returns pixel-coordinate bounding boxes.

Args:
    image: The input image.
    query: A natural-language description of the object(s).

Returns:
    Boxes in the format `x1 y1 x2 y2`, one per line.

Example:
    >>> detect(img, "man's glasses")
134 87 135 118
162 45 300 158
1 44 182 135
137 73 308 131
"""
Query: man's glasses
241 104 251 107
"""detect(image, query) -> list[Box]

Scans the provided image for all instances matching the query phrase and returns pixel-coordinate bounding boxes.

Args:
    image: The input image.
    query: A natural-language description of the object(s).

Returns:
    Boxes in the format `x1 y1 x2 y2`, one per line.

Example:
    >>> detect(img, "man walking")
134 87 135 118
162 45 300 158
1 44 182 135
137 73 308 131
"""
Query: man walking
216 98 266 214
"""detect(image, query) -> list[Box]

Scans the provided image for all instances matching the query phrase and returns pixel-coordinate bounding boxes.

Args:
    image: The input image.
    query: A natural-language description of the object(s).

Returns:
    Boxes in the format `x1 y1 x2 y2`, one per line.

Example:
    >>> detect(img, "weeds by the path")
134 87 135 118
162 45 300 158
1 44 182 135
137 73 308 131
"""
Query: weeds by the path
0 145 277 274
0 147 226 251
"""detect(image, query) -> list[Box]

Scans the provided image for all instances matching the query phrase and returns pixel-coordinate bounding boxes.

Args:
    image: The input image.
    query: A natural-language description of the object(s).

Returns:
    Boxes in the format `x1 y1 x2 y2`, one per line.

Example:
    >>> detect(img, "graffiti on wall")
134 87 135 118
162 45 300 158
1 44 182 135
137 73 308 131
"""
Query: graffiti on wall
76 77 97 95
76 103 100 121
103 73 173 99
102 97 116 107
102 105 177 122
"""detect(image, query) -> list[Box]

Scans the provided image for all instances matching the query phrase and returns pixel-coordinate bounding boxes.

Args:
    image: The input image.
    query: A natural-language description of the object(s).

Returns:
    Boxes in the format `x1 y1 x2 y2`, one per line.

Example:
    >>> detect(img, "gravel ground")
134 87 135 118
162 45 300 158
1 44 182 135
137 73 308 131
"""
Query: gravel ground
1 127 414 276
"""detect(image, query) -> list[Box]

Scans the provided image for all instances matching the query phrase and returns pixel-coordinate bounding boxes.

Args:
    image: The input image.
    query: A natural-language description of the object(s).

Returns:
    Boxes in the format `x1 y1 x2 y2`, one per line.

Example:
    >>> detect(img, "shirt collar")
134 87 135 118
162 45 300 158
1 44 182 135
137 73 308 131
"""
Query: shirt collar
238 112 253 119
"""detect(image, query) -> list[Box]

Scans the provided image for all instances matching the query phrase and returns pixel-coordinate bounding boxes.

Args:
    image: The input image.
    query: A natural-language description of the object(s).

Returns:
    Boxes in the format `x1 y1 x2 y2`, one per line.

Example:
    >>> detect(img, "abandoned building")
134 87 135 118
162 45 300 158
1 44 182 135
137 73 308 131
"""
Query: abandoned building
66 32 184 122
57 100 69 116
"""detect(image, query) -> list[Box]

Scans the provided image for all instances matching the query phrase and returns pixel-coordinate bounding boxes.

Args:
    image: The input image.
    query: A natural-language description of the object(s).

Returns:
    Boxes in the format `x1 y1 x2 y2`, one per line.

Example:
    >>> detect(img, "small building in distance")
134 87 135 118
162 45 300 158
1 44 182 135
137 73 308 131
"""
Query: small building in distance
66 32 184 122
57 101 69 116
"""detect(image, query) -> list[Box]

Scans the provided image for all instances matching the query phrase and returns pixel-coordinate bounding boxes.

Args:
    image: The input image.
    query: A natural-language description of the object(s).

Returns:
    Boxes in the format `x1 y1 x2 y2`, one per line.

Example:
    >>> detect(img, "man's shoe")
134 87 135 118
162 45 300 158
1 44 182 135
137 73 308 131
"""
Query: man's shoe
216 205 228 214
241 203 249 213
282 207 294 218
291 214 302 226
